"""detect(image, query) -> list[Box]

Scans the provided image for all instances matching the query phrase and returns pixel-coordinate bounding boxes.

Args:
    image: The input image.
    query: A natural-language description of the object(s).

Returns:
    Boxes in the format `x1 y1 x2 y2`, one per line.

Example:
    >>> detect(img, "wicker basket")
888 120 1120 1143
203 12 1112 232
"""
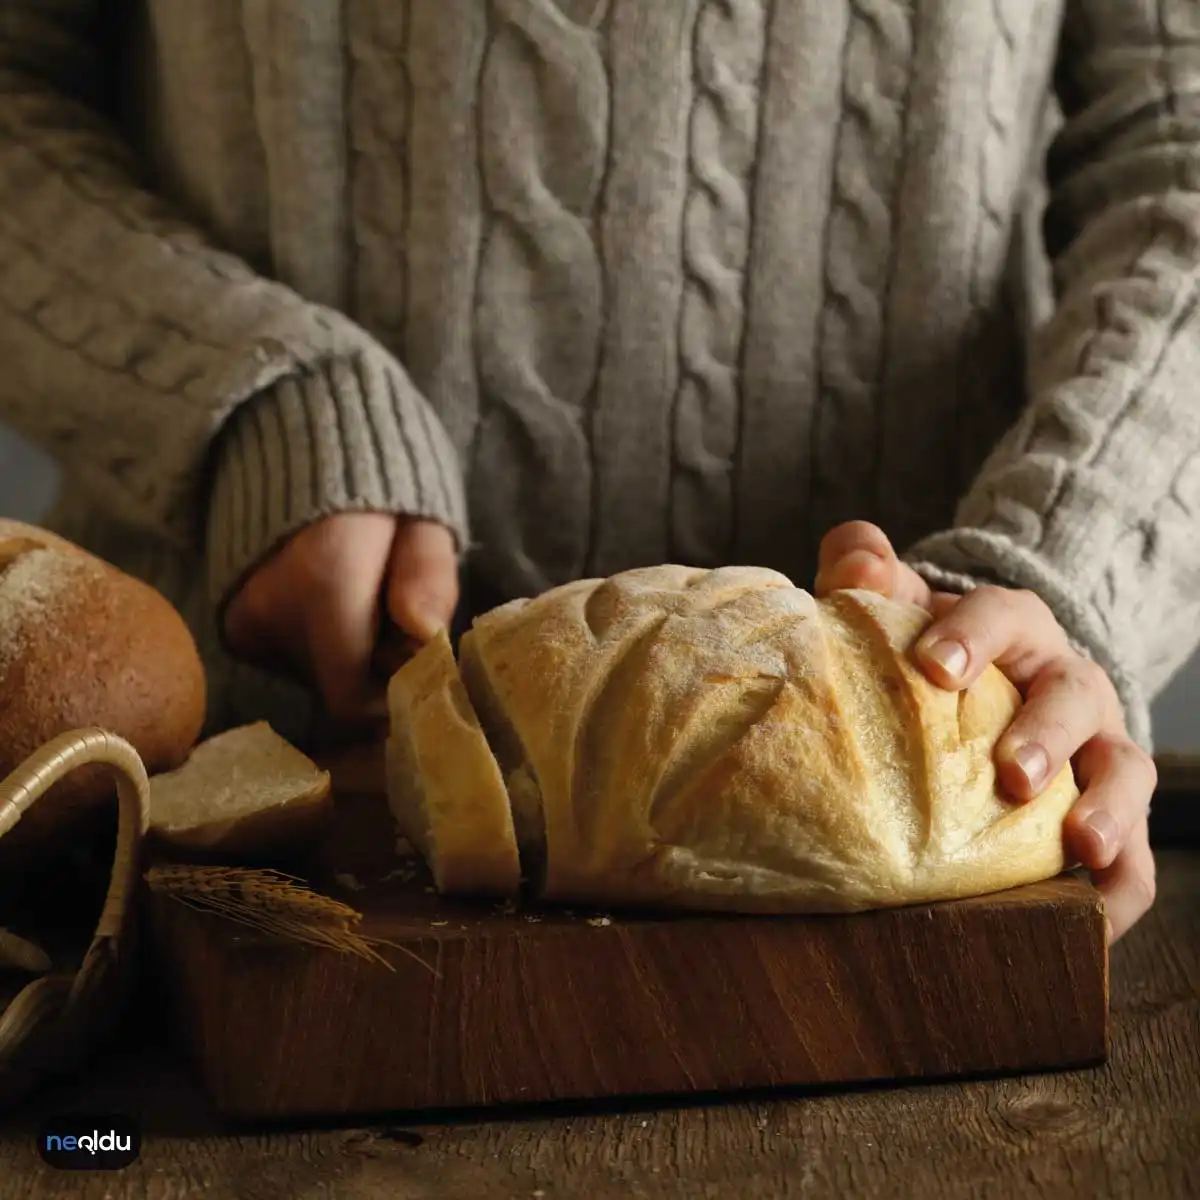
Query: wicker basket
0 728 149 1108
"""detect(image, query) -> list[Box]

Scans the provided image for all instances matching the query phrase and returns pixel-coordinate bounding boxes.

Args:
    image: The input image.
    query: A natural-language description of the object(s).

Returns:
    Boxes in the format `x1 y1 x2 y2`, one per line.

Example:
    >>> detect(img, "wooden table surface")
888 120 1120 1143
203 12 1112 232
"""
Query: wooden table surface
1 843 1197 1199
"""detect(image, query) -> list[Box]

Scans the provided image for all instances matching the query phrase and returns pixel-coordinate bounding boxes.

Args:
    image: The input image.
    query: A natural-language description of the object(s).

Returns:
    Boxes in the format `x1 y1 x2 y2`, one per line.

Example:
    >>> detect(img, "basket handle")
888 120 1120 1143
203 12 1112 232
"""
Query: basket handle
0 729 150 1067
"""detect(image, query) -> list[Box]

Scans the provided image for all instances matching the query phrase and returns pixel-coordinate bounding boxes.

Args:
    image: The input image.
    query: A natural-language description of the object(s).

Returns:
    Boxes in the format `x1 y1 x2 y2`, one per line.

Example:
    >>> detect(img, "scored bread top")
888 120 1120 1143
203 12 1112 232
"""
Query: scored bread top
451 565 1078 913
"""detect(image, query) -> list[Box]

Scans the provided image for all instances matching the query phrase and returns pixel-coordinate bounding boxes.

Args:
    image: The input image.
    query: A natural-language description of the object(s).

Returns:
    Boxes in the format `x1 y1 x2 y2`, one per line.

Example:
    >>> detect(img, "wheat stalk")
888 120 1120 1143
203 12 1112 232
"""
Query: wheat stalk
145 866 432 973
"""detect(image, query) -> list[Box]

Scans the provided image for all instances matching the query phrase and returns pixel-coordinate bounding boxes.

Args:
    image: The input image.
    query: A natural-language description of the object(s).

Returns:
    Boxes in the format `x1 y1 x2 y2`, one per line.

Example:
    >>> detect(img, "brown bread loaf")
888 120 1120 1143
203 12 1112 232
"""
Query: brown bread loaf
0 519 206 855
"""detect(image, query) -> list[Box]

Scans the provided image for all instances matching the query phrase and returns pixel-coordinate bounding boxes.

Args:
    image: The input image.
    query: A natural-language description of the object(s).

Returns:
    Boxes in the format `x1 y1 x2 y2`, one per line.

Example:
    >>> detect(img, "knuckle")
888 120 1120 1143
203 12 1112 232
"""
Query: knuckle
1110 735 1155 779
1041 656 1084 691
1042 656 1114 713
972 583 1011 609
1034 661 1091 711
232 578 275 629
1037 713 1075 753
1134 870 1157 914
1144 751 1160 793
1091 734 1158 798
293 557 342 595
1129 743 1158 792
981 584 1035 615
969 584 1043 631
1010 586 1043 611
1077 657 1113 696
282 531 337 577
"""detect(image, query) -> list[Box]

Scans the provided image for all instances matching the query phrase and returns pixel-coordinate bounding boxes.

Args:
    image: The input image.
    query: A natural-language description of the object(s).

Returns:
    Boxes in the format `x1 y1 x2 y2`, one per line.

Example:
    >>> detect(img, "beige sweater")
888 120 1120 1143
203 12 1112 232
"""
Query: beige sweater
2 0 1199 749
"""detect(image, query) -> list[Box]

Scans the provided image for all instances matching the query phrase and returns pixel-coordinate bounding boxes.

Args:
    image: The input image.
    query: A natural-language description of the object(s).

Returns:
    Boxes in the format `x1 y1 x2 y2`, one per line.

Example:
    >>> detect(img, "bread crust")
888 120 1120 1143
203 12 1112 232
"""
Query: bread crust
0 520 206 854
149 721 332 856
456 567 1079 912
386 629 521 896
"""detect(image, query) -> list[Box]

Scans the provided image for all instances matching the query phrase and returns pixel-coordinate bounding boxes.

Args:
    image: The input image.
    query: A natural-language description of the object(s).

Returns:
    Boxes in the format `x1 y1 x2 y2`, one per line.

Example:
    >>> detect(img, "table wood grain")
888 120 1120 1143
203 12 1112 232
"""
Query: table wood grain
1 847 1196 1200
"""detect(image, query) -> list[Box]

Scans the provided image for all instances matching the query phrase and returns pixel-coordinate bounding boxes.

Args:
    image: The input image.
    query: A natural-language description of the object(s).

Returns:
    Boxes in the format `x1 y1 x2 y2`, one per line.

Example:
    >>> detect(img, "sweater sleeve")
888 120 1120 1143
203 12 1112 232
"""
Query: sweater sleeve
0 1 469 616
905 0 1200 751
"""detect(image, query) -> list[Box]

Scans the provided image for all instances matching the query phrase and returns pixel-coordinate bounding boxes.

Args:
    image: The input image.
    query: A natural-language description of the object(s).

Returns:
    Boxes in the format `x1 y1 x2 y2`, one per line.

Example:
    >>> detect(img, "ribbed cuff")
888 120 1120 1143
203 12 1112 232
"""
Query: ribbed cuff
205 349 469 625
905 527 1153 752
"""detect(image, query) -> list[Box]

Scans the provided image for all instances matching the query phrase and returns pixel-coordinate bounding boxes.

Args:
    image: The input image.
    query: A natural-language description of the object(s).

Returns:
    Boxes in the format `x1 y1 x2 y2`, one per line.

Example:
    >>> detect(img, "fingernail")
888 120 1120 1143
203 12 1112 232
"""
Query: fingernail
1083 809 1119 860
422 608 447 632
1012 742 1049 790
815 549 885 596
410 606 447 641
920 637 968 680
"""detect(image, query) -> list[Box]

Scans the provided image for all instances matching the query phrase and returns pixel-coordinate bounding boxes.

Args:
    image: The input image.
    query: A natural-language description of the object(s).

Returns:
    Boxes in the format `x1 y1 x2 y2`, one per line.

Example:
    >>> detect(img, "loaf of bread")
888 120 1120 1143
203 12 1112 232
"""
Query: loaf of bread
0 520 206 855
148 722 332 856
386 565 1079 913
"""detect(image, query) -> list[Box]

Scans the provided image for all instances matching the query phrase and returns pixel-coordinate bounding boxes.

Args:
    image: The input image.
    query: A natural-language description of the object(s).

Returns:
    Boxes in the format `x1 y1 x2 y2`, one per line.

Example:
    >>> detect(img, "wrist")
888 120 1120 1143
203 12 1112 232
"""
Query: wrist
205 351 469 631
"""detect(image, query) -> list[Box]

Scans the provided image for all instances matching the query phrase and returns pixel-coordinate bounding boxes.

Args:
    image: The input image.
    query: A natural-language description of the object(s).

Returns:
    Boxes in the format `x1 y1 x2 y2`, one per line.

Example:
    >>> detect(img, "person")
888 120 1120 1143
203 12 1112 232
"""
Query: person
0 1 1183 942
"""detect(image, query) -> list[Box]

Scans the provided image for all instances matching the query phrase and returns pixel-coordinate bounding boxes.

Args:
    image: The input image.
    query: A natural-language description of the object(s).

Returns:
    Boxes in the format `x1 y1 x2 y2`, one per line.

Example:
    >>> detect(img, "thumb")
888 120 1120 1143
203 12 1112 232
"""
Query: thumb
814 520 931 606
386 518 460 643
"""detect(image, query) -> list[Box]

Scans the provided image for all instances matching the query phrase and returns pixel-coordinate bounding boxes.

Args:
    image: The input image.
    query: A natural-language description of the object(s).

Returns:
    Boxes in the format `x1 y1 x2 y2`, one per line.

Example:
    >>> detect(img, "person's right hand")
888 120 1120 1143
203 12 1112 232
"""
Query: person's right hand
223 512 459 725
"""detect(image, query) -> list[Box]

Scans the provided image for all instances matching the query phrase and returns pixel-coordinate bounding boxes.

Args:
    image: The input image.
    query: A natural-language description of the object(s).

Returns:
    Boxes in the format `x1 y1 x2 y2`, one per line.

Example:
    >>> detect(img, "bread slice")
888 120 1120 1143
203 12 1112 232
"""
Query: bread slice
456 627 547 882
385 629 521 897
148 722 331 856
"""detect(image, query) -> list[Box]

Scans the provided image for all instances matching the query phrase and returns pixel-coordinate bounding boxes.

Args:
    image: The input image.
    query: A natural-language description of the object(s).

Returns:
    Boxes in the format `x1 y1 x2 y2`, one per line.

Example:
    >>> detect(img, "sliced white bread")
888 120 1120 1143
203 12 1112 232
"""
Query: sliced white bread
148 721 332 855
456 625 547 882
385 628 522 897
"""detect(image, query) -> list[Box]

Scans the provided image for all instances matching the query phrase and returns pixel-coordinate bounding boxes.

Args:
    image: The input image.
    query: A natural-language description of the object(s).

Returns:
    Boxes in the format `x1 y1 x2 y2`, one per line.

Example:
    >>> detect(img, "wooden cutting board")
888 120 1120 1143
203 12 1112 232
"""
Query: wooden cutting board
149 744 1109 1122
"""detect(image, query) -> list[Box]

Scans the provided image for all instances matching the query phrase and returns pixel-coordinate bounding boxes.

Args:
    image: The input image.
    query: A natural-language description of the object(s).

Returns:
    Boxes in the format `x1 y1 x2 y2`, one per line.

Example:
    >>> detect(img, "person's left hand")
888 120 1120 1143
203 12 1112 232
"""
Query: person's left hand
814 521 1156 944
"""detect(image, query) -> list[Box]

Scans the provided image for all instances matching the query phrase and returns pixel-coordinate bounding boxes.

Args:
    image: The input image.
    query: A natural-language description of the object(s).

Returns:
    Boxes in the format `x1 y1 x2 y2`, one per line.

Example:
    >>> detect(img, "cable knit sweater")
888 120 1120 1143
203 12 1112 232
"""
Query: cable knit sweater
2 0 1199 749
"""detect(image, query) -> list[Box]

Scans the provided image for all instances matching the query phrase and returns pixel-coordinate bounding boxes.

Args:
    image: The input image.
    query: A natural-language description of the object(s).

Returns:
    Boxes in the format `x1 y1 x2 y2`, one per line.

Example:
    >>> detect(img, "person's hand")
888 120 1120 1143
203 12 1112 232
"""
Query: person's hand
224 512 459 724
814 520 1156 944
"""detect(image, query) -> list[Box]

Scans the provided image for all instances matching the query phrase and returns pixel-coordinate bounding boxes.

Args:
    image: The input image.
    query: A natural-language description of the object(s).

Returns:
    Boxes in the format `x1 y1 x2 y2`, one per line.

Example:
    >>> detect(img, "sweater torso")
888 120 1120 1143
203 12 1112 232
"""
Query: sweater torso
129 0 1061 599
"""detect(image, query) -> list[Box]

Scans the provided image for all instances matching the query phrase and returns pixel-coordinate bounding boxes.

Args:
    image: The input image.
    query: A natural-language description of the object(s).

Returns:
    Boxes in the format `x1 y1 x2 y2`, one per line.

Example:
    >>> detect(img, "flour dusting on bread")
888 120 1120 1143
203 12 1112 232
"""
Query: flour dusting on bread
385 567 1080 914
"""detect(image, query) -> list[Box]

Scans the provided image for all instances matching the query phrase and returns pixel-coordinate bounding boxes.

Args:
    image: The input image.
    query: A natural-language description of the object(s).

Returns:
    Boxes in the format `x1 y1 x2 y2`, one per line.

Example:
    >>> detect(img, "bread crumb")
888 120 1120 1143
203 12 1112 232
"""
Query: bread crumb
430 920 449 927
523 915 542 923
380 865 417 884
334 872 365 892
587 916 612 927
423 885 436 894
